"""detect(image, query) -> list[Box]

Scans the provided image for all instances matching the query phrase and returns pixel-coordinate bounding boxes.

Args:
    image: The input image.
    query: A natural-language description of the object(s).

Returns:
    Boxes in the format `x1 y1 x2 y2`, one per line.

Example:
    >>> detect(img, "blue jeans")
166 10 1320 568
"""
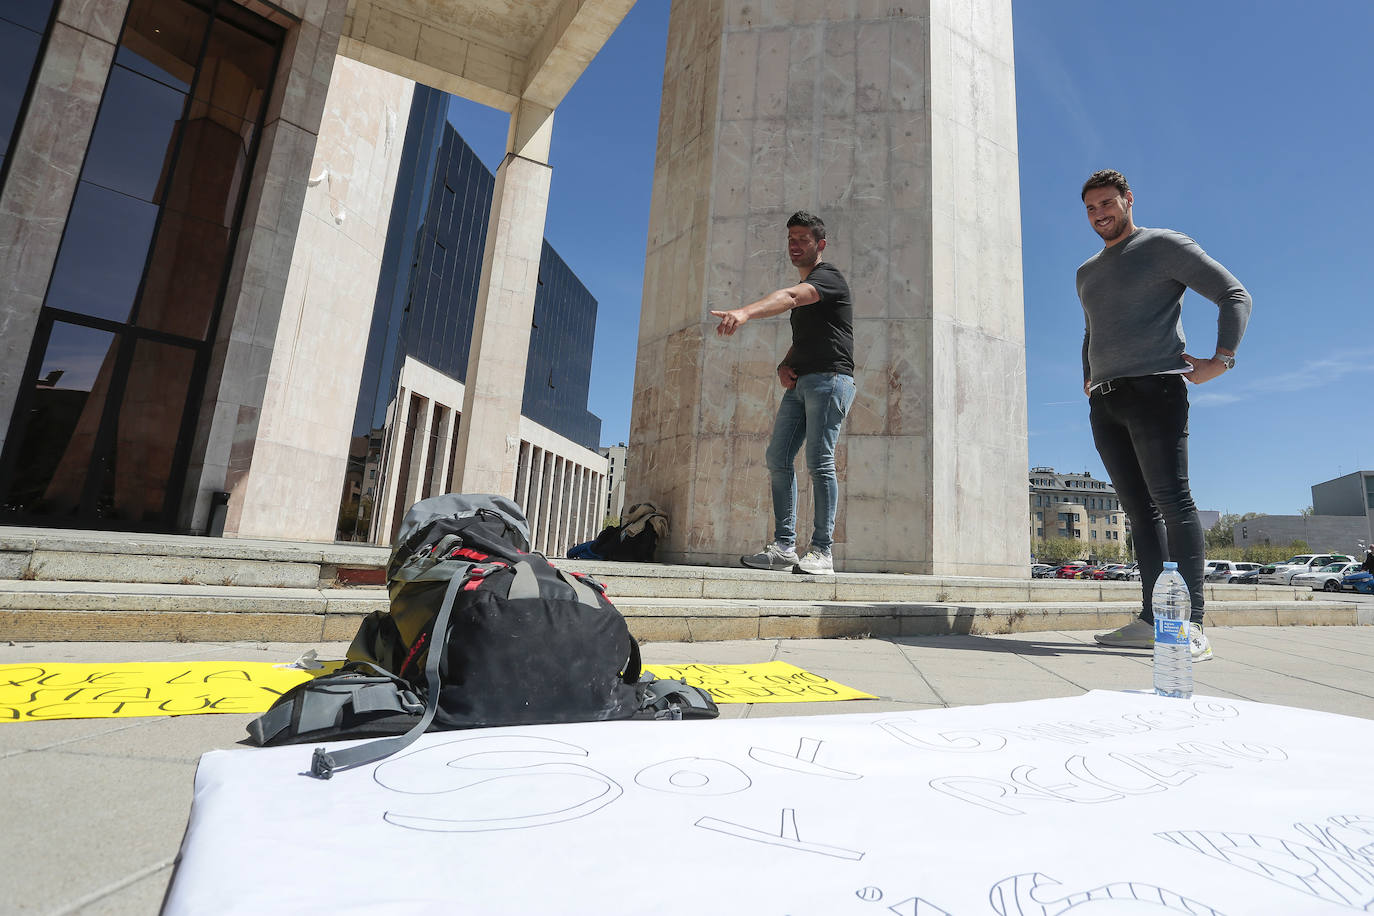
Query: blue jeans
766 372 856 552
1089 374 1205 624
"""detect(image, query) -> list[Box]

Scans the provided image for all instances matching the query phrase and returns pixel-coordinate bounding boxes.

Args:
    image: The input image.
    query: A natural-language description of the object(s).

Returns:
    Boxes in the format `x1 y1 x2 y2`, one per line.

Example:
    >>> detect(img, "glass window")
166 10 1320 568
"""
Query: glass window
1 322 117 517
0 1 57 177
93 338 197 523
45 182 159 323
1 0 282 531
81 65 189 204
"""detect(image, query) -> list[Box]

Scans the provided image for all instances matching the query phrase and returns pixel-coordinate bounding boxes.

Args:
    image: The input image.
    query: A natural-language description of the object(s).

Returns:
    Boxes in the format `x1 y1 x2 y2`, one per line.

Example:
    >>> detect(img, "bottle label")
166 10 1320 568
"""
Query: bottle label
1155 618 1189 646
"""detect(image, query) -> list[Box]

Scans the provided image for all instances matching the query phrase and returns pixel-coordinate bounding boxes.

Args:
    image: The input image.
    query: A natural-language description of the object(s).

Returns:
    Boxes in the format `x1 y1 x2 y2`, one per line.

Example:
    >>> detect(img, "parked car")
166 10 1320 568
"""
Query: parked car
1108 562 1138 580
1233 567 1262 585
1030 564 1055 578
1258 554 1355 586
1075 566 1103 579
1092 564 1124 580
1205 560 1262 583
1340 570 1374 595
1292 562 1363 592
1055 563 1087 579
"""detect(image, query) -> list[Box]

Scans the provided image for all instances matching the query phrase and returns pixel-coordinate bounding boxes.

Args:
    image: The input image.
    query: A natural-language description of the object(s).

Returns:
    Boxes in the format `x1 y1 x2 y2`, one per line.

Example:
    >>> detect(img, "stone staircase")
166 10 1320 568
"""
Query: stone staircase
0 526 1363 643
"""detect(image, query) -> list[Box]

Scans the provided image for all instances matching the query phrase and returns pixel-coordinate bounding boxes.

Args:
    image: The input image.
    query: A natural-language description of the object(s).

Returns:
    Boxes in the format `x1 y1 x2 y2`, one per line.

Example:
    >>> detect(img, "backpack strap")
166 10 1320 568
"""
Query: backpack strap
246 671 422 746
508 560 541 599
555 568 600 608
310 562 499 779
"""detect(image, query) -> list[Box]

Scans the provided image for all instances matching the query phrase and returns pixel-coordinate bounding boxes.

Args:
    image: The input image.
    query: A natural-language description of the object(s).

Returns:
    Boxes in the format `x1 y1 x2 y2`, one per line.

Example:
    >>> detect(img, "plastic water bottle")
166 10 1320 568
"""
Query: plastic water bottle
1152 562 1193 698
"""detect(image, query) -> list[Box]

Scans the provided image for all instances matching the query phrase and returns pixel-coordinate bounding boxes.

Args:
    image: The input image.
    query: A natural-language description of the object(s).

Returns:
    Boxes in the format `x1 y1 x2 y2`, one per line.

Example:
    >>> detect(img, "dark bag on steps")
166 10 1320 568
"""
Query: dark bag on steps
245 494 714 777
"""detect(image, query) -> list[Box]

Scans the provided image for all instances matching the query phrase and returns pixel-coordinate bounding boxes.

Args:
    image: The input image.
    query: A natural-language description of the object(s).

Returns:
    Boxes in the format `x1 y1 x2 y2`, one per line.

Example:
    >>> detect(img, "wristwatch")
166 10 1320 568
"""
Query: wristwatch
1215 353 1235 370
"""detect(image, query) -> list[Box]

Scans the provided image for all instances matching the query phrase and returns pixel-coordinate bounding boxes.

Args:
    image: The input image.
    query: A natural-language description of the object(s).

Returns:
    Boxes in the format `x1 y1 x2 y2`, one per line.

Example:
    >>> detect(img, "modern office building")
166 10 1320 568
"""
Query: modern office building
338 85 607 551
1028 467 1127 554
0 1 619 553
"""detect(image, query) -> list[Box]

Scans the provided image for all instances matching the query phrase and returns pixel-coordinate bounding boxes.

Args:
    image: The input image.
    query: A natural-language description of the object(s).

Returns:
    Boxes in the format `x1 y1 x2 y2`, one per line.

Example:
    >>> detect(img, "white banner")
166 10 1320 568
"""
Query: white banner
165 691 1374 915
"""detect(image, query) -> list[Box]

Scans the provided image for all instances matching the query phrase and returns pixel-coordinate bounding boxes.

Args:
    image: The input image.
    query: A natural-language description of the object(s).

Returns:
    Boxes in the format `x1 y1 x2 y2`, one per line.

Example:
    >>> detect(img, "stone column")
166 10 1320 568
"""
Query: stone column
451 100 554 497
0 0 127 453
629 0 1028 575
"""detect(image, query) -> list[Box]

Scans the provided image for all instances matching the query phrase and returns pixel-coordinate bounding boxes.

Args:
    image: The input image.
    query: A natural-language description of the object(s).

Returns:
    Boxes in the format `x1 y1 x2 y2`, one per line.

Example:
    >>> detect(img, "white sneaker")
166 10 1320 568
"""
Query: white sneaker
1094 617 1154 648
792 548 835 576
741 542 799 570
1190 623 1214 662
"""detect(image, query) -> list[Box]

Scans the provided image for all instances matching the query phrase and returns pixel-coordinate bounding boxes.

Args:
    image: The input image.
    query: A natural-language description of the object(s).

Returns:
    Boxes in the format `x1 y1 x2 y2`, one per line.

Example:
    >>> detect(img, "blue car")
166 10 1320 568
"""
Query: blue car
1340 571 1374 595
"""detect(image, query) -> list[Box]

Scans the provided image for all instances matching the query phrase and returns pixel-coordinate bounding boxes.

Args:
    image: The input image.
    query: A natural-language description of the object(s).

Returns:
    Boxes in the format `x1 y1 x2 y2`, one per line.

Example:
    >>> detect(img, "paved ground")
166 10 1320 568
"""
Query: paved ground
5 622 1374 914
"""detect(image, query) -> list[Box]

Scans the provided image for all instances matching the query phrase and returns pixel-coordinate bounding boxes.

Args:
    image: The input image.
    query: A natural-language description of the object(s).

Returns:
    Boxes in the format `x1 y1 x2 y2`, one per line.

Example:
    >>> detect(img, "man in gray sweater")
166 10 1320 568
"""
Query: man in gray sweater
1078 170 1251 662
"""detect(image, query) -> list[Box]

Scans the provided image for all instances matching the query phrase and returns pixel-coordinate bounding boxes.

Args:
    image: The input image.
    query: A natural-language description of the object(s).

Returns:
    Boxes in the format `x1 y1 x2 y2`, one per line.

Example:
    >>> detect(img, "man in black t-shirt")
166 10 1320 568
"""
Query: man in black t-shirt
711 211 856 575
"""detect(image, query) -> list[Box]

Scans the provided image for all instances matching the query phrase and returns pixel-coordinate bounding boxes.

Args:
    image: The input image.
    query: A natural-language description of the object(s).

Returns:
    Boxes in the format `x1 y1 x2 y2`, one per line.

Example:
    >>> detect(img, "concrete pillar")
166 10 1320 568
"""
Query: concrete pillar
538 448 556 553
401 395 431 514
429 404 454 497
451 100 555 497
515 439 533 514
0 0 127 454
551 455 568 556
526 445 545 545
628 0 1028 575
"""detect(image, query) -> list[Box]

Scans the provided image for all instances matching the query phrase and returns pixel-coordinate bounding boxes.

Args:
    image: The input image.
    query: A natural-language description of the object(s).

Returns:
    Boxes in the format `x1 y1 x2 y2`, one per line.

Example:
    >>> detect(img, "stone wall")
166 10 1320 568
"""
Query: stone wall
629 0 1028 575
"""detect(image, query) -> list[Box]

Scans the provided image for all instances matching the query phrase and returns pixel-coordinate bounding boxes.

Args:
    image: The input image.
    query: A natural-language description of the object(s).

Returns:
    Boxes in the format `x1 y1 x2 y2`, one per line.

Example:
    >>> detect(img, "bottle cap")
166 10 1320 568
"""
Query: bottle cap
1162 561 1178 569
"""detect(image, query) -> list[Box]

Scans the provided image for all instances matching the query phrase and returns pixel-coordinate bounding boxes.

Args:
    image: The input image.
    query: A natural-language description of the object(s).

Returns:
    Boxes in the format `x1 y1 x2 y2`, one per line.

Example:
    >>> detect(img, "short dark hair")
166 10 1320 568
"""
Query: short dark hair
786 210 825 241
1081 169 1131 201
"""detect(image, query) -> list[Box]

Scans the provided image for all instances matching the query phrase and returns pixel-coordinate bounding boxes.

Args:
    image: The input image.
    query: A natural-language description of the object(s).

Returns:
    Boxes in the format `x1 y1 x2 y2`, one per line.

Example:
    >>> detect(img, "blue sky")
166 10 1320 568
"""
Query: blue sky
448 0 1374 518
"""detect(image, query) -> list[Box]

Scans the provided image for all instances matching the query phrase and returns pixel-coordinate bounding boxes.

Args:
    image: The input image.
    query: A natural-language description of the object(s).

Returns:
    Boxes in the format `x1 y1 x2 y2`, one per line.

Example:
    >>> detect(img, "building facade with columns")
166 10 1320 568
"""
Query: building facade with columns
3 0 1036 576
0 0 631 550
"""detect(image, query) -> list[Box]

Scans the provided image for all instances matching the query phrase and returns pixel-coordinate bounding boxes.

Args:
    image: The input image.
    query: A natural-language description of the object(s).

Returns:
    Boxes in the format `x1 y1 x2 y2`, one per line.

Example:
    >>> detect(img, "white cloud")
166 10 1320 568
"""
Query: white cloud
1190 391 1242 407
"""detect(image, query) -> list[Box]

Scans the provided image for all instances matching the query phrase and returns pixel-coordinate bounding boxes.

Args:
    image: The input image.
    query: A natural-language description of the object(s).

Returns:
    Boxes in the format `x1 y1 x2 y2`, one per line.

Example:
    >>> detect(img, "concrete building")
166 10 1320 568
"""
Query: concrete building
628 1 1029 575
0 0 632 548
3 0 1039 579
337 86 608 553
1313 470 1374 546
1028 467 1127 557
1232 515 1366 557
1232 470 1374 556
600 443 627 523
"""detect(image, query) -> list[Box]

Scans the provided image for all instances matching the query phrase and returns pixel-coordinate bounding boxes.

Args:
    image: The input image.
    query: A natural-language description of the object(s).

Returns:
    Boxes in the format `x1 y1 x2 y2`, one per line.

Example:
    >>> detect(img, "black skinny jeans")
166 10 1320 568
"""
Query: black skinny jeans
1089 374 1205 624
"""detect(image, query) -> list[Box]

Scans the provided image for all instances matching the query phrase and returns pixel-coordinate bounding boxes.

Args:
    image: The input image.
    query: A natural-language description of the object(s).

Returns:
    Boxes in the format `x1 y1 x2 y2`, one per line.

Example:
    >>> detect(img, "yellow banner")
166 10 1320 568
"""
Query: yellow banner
643 661 876 703
0 661 340 723
0 659 873 722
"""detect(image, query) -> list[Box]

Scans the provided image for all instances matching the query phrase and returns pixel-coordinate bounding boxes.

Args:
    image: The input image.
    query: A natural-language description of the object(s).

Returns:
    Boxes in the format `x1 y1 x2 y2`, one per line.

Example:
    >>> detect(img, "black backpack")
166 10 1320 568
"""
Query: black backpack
246 495 714 777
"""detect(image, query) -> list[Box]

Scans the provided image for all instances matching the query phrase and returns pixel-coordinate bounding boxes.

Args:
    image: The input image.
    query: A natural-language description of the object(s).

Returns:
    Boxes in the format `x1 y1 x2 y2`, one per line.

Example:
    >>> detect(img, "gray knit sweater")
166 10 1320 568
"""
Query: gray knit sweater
1078 227 1251 387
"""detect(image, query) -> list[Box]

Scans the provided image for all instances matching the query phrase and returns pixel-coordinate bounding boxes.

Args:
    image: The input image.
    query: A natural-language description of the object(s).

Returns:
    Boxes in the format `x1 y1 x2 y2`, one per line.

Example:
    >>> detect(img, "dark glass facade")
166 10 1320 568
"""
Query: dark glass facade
0 0 283 530
0 0 58 187
386 100 602 448
338 85 603 541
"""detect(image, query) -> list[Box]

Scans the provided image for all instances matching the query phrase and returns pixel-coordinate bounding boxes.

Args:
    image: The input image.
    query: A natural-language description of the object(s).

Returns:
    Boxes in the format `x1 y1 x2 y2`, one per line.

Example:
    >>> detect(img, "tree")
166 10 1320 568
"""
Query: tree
1205 513 1242 551
1300 505 1315 517
1093 541 1124 563
1032 536 1083 565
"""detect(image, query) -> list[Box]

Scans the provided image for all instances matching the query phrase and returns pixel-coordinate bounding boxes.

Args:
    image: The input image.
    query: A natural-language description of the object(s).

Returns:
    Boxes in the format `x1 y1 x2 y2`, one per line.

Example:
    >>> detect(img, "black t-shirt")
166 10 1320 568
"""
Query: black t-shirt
787 261 854 376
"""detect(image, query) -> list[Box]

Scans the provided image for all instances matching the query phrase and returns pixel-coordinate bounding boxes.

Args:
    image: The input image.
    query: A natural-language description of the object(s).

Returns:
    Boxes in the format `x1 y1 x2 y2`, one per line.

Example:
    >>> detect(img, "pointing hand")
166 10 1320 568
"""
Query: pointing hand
710 309 747 336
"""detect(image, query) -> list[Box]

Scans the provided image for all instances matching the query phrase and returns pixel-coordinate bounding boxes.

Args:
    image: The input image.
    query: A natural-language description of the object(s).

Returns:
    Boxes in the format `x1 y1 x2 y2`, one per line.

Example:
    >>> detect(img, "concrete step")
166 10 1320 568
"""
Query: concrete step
3 526 1361 644
0 578 1364 644
0 527 1318 606
0 527 388 589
